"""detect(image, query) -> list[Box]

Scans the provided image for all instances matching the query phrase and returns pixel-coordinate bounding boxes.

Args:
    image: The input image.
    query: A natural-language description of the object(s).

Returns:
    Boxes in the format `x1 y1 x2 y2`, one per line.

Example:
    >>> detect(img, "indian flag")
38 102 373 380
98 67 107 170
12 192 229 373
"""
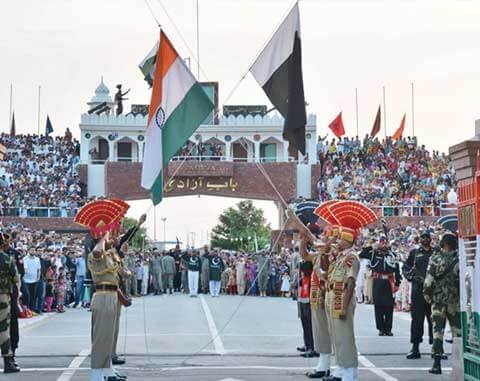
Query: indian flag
141 31 214 205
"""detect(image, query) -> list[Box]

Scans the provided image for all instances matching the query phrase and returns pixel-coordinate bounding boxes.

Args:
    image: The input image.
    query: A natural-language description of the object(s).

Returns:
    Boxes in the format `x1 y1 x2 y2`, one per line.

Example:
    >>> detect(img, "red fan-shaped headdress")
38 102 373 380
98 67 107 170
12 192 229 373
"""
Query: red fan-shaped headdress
75 199 130 238
314 200 377 242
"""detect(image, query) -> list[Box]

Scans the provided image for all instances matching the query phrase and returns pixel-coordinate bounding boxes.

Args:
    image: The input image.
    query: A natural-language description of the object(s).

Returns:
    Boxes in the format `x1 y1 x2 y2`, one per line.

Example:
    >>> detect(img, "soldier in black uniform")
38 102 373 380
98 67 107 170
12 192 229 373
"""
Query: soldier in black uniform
5 234 23 363
403 231 434 359
359 235 401 336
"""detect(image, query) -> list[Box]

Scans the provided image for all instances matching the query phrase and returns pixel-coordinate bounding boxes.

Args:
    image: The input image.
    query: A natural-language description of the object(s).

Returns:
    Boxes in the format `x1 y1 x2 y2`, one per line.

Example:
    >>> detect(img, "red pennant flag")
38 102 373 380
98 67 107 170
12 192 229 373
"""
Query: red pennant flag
328 112 345 138
392 114 406 141
370 105 381 138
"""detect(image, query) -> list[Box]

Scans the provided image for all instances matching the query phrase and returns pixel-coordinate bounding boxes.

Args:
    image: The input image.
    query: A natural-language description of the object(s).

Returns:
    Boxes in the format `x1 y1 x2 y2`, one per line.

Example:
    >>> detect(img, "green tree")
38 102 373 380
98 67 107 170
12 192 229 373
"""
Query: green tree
122 217 149 249
211 200 271 251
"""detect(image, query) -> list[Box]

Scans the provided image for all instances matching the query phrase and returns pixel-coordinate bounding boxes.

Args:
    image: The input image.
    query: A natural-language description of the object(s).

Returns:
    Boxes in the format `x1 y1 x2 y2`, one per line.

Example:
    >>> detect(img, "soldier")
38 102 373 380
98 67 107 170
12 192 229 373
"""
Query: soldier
162 251 176 294
0 233 20 374
423 232 461 375
150 250 163 295
5 231 23 365
124 251 137 297
201 246 210 294
254 251 271 297
359 235 401 336
325 228 360 381
300 232 333 378
403 231 435 359
88 234 127 381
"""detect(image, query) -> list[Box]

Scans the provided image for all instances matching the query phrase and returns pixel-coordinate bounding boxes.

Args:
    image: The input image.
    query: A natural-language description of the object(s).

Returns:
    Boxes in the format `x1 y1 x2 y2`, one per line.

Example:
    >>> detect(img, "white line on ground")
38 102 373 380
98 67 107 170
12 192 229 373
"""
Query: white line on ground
199 294 226 355
358 354 398 381
19 365 453 372
55 348 90 381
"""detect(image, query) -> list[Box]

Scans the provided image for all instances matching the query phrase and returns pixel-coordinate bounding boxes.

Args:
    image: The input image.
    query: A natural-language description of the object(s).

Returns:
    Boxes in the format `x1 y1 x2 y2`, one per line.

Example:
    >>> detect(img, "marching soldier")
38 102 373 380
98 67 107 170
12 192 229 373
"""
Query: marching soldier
359 235 401 336
423 232 461 375
324 229 360 381
88 234 127 381
300 232 333 379
403 231 435 359
254 251 271 297
0 233 20 374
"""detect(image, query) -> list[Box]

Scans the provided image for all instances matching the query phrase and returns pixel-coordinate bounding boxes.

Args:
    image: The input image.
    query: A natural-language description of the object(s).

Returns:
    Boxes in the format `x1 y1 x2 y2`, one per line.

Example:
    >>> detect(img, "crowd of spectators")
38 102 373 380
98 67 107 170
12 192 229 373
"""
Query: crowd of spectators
0 216 450 321
0 131 87 217
316 135 456 216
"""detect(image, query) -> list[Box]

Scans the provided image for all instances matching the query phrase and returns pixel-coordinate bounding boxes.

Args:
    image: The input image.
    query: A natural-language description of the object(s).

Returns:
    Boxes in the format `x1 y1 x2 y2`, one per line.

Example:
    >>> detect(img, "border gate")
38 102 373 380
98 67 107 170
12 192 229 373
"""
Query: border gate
457 154 480 380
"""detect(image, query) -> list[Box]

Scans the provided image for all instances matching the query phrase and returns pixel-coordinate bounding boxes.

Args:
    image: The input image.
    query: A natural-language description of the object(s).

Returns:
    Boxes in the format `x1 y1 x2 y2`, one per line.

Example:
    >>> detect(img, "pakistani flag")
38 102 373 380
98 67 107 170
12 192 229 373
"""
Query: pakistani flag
139 40 159 87
250 3 306 155
141 31 214 205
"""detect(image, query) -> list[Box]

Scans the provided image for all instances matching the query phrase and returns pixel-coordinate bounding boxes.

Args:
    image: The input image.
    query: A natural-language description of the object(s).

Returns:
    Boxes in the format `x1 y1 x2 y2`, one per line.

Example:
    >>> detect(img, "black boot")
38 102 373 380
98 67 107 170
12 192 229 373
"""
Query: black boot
406 342 421 359
4 356 20 373
429 355 442 375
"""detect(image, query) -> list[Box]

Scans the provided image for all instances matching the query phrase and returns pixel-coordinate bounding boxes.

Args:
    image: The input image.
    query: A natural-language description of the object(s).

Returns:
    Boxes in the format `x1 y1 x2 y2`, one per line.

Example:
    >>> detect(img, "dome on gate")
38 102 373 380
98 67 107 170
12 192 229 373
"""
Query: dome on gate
90 76 113 104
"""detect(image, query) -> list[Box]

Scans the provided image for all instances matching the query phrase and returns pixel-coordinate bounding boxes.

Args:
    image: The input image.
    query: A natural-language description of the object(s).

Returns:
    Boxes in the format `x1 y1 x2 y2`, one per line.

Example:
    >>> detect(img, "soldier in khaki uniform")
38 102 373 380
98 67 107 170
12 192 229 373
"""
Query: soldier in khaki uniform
306 200 378 381
0 233 20 374
300 233 334 379
88 235 127 381
325 230 360 381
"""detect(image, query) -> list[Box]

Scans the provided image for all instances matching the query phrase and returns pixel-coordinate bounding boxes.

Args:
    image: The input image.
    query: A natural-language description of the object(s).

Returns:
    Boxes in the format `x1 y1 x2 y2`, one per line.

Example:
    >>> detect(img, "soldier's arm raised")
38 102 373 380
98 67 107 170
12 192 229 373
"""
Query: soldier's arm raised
299 236 317 263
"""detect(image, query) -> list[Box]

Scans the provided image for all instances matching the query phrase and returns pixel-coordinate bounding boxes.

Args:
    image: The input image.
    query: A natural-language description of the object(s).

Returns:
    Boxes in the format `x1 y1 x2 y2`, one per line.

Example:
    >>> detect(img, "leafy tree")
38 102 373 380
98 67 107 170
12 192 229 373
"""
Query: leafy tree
211 200 271 251
122 217 149 249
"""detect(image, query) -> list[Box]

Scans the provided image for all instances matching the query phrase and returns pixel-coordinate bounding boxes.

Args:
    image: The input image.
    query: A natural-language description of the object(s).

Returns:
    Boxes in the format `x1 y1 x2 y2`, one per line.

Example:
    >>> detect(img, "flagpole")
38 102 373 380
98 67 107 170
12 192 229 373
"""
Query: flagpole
37 85 41 135
196 0 200 81
9 84 12 132
153 203 157 241
382 86 387 139
411 82 415 137
355 88 359 137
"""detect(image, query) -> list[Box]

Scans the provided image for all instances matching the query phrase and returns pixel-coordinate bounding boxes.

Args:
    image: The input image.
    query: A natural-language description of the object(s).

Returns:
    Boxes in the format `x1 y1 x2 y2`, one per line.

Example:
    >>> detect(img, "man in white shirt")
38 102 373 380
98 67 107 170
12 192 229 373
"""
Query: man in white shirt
22 249 41 312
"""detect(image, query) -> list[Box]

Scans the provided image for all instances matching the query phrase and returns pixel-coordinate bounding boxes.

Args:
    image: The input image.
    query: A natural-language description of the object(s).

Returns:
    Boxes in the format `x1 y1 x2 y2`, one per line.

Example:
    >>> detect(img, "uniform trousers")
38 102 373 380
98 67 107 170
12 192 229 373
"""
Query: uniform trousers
112 302 121 358
0 294 12 357
91 291 118 371
326 291 358 369
209 281 221 297
311 305 331 354
299 302 314 351
374 305 393 333
431 303 461 355
188 271 199 296
410 291 433 344
152 271 163 292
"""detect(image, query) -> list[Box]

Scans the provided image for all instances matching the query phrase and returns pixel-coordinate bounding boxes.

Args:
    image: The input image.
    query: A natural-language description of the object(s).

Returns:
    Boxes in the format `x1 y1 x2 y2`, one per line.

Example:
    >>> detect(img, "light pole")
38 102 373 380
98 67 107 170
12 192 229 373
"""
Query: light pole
161 217 167 243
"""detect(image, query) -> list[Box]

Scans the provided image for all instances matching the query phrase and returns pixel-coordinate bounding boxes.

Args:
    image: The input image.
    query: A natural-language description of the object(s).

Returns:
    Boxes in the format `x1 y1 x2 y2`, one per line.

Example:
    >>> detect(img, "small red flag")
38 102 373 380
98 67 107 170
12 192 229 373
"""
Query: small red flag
370 105 381 138
328 112 345 138
392 114 406 141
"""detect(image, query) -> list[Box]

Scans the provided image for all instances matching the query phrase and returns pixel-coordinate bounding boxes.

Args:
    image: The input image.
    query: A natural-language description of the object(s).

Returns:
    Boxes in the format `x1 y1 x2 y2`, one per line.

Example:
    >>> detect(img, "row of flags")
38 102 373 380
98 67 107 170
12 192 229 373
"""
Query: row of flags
328 107 406 141
140 3 306 205
8 113 54 137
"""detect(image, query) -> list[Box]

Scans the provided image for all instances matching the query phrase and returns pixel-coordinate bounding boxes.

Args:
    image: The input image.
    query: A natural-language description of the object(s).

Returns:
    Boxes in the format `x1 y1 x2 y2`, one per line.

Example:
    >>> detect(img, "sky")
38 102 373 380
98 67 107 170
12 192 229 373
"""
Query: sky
2 0 480 244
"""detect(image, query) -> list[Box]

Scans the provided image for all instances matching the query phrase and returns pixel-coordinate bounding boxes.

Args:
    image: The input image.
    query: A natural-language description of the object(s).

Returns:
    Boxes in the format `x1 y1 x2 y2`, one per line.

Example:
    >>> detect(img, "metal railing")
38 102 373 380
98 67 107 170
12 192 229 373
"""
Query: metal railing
0 207 79 218
369 205 449 218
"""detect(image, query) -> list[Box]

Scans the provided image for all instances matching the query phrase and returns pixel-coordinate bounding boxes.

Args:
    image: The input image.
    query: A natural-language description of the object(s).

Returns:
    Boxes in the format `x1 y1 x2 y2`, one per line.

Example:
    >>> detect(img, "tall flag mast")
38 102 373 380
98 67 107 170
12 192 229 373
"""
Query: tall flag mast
250 2 307 155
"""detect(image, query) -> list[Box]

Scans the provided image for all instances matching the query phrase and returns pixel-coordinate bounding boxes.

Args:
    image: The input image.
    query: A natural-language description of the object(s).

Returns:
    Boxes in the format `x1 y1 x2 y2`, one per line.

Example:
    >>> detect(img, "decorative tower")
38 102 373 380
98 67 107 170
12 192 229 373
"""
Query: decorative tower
87 77 115 115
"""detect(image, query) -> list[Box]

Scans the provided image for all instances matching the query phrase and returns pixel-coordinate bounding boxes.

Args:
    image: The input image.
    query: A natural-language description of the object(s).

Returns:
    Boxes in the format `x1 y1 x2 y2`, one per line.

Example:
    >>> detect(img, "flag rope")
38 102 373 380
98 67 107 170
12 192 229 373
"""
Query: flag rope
178 213 292 367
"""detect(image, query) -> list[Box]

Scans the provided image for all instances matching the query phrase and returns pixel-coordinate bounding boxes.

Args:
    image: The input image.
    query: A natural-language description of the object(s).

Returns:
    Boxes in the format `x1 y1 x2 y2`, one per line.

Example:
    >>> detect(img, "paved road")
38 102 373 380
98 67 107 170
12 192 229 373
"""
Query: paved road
10 294 453 380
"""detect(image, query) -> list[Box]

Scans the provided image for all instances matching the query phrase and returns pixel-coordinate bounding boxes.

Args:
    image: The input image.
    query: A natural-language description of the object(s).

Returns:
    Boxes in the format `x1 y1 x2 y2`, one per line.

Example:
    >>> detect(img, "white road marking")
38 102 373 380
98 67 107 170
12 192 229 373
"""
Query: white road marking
55 348 90 381
19 365 453 372
358 354 398 381
199 294 226 355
